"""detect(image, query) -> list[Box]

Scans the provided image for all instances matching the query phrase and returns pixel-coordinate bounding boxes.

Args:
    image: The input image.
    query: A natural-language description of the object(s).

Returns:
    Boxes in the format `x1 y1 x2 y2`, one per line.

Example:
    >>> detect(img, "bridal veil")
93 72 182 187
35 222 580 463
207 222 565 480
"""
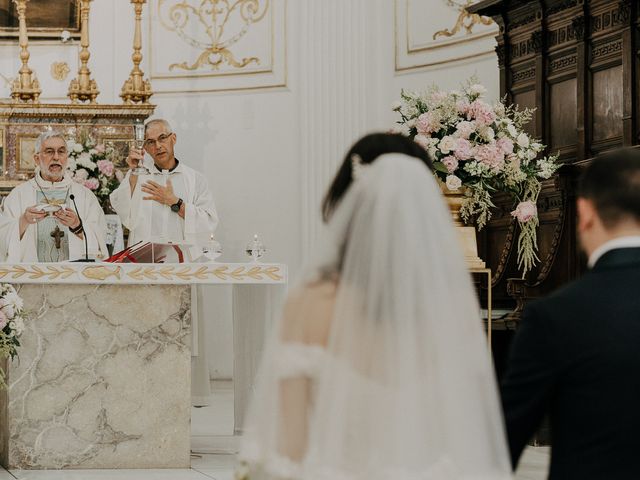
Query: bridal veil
239 153 512 479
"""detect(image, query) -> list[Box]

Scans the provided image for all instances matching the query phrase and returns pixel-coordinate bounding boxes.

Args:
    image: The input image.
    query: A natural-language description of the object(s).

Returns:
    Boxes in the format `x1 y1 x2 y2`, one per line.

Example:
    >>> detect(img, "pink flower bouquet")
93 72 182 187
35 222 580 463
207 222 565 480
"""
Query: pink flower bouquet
393 78 559 276
66 132 121 212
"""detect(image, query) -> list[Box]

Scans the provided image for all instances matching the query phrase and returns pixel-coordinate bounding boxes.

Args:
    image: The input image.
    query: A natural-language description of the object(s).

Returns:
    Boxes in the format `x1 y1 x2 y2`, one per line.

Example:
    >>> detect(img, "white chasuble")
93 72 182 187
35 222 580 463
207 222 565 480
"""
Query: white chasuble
2 173 108 262
109 159 219 248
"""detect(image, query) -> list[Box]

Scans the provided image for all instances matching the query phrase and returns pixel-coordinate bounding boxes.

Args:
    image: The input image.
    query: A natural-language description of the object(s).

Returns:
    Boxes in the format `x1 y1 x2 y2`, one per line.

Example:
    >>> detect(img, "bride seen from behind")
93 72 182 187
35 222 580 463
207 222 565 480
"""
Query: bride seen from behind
238 133 512 479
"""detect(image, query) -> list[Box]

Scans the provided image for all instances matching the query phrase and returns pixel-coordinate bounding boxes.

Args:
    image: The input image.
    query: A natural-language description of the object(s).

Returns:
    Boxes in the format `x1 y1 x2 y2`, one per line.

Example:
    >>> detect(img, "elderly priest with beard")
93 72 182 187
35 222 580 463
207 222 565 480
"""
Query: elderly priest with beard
2 130 108 262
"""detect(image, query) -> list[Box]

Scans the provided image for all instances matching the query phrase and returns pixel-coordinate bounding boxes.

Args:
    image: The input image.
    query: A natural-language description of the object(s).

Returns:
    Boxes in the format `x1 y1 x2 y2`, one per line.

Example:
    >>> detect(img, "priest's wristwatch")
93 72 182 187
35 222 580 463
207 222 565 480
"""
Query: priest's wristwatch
170 198 183 213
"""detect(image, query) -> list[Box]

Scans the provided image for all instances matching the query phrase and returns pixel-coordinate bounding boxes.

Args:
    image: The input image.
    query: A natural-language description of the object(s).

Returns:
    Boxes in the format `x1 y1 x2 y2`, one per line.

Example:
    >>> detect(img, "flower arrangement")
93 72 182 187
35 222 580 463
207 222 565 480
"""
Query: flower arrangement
0 284 27 389
392 78 559 276
66 131 124 212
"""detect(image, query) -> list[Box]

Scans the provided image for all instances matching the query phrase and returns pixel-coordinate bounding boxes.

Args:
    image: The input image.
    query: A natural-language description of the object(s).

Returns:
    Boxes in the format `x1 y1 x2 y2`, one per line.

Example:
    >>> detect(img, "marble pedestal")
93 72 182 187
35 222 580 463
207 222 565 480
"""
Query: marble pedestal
0 284 192 469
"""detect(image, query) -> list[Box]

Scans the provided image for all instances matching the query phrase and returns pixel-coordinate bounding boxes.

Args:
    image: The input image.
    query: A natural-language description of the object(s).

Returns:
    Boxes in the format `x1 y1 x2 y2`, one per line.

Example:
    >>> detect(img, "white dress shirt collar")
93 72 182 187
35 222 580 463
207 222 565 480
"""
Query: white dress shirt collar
588 235 640 268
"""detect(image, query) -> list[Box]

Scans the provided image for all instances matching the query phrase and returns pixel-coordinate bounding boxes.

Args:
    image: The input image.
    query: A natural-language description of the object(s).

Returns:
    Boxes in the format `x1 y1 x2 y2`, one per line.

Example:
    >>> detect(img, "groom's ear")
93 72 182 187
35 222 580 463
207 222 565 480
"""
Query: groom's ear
577 197 597 233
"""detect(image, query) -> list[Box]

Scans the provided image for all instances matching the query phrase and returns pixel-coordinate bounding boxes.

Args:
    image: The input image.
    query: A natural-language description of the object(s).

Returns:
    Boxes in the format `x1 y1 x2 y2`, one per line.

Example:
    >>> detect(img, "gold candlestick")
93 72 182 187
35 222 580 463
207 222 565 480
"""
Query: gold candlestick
120 0 153 104
10 0 41 103
68 0 99 103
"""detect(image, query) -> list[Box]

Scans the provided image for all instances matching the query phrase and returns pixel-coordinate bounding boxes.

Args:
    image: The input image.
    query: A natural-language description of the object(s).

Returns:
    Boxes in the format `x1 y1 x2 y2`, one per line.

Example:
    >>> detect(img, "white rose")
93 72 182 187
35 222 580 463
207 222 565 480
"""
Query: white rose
445 175 462 191
480 126 495 141
438 135 456 154
507 124 518 138
468 83 487 96
406 118 416 128
516 132 530 148
526 149 537 161
427 146 438 160
73 143 84 153
5 290 23 310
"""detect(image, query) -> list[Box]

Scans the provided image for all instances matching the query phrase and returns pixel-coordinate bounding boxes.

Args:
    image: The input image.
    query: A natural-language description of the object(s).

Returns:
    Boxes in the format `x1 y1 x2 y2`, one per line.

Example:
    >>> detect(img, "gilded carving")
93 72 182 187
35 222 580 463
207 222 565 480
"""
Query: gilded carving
158 0 269 72
432 0 493 40
50 61 70 81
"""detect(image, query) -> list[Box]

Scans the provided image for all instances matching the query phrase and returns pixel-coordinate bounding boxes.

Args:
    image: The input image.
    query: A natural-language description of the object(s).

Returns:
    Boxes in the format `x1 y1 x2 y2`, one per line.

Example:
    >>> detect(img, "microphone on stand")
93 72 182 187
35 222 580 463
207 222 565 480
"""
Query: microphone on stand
69 194 94 263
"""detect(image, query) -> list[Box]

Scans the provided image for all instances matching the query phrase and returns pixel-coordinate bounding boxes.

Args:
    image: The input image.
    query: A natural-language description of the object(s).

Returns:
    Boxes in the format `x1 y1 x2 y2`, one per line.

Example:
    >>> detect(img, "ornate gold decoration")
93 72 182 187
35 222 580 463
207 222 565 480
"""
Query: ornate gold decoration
0 265 75 280
50 61 70 81
0 263 285 283
159 0 268 72
82 266 122 281
121 0 154 104
127 265 283 281
10 0 41 103
433 0 494 40
68 0 100 103
440 183 486 269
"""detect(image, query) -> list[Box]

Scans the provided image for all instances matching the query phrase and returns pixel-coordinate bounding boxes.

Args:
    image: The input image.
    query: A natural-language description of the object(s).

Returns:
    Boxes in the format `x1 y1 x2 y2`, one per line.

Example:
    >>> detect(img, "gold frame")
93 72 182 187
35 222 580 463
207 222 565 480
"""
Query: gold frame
0 0 81 40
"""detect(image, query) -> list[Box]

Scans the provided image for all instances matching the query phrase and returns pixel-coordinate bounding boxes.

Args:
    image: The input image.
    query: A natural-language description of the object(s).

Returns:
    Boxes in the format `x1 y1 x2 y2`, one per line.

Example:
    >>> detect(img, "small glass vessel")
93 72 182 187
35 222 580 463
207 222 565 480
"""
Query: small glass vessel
202 234 223 262
245 234 266 262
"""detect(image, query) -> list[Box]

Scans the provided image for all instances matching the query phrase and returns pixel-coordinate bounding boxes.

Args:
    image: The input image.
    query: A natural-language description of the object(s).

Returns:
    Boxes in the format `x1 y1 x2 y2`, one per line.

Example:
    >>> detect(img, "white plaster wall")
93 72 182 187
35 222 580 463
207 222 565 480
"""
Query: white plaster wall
0 0 499 380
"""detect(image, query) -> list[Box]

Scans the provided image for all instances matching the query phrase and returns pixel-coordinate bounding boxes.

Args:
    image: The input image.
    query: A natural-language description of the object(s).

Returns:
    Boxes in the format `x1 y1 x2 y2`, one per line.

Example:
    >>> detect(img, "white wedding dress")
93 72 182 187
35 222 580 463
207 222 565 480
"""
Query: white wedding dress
239 154 512 480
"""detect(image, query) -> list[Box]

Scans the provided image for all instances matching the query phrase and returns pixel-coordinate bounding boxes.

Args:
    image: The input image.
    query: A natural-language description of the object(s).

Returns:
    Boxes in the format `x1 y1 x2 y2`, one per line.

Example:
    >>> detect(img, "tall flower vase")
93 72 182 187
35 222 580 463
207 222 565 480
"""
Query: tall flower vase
440 183 486 269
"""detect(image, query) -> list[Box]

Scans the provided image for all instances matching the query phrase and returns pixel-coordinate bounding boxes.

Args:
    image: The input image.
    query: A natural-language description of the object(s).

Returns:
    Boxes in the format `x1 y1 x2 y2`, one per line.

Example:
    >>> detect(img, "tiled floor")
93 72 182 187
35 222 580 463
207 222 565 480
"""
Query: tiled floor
2 381 550 479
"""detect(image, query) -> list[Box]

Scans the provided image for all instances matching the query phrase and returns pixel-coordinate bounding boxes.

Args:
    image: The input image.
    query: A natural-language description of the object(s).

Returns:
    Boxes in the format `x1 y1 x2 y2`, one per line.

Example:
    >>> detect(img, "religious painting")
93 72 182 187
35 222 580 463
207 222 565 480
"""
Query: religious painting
97 135 131 170
16 133 37 175
0 0 80 39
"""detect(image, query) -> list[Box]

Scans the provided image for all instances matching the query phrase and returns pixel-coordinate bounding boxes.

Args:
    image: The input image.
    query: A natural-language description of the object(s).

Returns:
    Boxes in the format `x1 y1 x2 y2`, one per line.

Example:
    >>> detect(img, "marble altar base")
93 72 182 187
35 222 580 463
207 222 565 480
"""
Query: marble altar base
0 284 191 470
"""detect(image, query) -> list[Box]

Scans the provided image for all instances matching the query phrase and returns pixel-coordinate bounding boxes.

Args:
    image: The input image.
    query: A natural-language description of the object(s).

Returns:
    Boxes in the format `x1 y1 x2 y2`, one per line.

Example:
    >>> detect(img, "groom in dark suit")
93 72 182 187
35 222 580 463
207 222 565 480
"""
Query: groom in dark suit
501 148 640 479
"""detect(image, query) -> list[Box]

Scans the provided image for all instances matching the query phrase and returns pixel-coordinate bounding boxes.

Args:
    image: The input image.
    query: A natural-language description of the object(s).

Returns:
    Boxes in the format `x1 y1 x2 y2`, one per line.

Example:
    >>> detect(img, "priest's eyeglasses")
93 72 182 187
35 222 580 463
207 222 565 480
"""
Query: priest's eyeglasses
143 133 173 150
41 147 68 158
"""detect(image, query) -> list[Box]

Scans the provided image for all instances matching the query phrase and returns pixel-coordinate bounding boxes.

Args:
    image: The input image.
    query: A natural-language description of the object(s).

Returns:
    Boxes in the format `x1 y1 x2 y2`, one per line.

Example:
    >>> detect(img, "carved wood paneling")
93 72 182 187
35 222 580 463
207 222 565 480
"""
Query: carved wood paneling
470 0 638 315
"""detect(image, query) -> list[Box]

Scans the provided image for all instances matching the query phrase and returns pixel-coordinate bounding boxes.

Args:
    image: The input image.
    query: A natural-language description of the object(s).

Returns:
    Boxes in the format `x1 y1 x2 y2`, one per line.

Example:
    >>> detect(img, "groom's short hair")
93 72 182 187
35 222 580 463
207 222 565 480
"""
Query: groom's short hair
578 148 640 228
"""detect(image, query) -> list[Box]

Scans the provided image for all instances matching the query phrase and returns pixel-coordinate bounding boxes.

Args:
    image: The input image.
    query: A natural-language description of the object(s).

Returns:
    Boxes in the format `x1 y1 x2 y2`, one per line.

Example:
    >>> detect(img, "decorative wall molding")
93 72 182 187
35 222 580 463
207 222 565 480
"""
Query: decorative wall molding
395 0 497 71
148 0 287 93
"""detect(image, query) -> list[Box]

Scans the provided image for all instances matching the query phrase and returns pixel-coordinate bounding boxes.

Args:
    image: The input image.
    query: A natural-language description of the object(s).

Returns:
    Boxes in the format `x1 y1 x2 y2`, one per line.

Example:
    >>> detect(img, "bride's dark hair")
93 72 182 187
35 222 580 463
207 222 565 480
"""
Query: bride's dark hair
321 133 432 222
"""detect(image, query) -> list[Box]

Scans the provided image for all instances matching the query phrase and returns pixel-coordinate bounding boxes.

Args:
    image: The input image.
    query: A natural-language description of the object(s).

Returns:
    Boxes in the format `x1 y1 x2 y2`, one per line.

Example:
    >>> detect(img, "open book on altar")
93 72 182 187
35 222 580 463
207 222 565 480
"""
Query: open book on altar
105 242 191 263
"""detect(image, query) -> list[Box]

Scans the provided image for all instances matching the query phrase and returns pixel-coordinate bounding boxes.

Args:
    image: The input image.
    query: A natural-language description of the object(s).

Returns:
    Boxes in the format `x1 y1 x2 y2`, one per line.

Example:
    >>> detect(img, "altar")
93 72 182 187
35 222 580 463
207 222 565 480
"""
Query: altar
0 262 287 470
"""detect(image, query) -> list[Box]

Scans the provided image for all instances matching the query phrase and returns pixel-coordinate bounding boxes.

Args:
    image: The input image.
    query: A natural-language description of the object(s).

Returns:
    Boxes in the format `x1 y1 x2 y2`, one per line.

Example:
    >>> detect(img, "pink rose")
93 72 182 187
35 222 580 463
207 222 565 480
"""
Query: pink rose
511 201 537 223
84 178 99 190
466 99 496 126
115 169 124 182
416 111 441 135
496 137 514 155
453 138 473 160
0 309 7 330
97 159 114 177
475 143 505 171
94 144 106 154
441 155 459 173
74 168 89 183
456 99 470 115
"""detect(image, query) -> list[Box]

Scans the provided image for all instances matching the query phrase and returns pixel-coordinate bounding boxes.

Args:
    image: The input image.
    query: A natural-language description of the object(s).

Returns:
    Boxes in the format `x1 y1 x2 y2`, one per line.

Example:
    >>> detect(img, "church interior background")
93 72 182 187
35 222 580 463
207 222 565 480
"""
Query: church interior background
3 0 637 477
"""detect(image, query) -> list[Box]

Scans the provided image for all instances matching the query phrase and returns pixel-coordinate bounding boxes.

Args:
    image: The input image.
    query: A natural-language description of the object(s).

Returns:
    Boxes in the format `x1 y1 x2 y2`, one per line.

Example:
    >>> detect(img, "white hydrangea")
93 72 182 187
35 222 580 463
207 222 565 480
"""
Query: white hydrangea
536 159 558 179
4 289 23 310
73 143 84 153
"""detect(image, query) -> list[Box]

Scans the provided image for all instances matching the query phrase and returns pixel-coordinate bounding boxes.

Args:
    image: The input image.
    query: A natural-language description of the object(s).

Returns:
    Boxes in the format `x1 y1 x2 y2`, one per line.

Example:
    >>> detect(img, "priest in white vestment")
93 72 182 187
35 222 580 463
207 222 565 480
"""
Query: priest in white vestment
2 130 108 262
109 119 218 246
110 118 219 406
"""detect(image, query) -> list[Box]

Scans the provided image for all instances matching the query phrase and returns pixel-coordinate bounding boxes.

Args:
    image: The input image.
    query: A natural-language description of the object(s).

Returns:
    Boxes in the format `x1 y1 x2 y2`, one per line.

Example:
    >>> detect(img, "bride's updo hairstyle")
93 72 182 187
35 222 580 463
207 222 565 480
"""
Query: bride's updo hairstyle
321 133 432 222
